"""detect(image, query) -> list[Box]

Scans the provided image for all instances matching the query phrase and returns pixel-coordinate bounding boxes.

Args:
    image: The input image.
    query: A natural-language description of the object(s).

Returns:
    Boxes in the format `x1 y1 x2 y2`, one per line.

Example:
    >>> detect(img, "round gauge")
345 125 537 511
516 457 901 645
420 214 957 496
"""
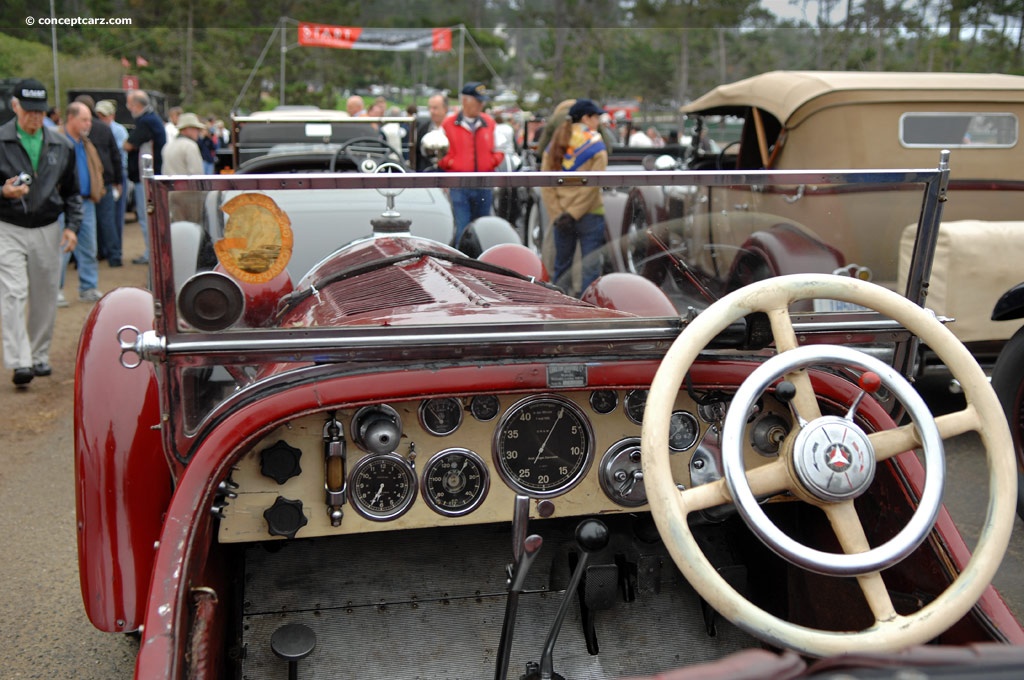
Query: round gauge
422 448 490 517
349 453 417 521
697 400 727 424
669 410 700 452
493 395 594 498
599 438 647 507
589 390 618 415
624 389 649 425
469 395 500 422
418 397 464 436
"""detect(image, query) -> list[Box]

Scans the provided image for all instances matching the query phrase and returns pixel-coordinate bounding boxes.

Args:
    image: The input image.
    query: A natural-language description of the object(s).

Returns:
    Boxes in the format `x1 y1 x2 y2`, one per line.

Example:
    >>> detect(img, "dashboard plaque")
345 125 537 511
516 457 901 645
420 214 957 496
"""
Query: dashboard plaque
547 364 587 388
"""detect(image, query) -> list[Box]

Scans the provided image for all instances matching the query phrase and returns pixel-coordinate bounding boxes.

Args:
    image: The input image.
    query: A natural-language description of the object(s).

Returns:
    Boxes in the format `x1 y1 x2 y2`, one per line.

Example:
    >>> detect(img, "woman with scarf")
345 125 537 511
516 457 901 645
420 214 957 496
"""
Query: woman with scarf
540 99 609 296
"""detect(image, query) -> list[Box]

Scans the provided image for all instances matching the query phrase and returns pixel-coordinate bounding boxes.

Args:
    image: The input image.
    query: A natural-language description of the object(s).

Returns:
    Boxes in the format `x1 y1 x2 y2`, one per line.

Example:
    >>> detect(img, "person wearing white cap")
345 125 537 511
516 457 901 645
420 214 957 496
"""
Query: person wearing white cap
162 112 205 176
161 112 207 225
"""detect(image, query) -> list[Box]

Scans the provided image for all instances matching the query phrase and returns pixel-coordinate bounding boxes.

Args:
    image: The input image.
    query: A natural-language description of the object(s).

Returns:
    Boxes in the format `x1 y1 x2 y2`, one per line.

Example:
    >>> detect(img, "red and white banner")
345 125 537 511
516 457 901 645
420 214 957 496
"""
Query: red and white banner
298 23 452 52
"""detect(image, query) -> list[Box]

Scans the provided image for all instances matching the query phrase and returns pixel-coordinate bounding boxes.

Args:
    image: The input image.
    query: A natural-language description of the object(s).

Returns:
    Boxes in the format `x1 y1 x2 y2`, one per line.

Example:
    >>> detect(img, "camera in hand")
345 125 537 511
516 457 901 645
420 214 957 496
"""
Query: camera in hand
12 172 32 187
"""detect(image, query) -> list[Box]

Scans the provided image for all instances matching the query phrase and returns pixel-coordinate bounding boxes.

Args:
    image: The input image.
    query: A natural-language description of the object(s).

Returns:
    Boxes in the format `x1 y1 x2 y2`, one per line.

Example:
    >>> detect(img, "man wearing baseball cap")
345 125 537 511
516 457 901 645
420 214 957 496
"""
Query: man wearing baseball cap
0 78 82 387
438 81 504 248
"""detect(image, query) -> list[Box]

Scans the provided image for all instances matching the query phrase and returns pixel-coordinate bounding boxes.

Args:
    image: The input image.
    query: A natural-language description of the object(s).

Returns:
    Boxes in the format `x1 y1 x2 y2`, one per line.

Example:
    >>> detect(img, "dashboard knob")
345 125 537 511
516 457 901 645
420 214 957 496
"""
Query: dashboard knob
260 440 303 484
775 380 797 404
263 497 309 539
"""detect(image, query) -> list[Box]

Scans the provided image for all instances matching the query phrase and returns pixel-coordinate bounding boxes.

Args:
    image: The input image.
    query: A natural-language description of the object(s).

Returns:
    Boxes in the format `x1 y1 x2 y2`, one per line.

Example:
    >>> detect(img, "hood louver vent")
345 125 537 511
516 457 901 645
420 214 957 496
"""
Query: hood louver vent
323 267 435 316
314 256 591 320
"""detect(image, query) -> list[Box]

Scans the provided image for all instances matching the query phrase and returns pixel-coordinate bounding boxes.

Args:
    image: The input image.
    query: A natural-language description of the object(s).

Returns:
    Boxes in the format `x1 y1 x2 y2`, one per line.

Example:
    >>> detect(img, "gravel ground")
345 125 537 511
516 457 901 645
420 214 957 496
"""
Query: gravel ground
0 222 1021 679
0 220 146 679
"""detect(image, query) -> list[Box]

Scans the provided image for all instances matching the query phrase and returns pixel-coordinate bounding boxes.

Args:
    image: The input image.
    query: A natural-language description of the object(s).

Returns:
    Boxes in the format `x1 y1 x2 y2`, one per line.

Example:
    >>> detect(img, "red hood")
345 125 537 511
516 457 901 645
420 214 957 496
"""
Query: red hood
279 236 634 327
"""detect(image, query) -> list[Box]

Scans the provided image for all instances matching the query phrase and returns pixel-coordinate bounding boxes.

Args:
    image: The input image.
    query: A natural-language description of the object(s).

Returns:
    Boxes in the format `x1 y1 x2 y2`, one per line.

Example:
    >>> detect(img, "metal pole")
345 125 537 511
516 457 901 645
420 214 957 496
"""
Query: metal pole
280 17 286 106
231 22 280 113
458 24 465 99
50 0 60 111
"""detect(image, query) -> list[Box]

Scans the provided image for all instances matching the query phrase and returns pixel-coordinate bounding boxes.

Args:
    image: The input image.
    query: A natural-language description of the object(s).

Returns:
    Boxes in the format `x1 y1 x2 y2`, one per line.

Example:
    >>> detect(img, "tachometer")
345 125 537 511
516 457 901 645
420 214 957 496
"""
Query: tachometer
493 395 594 498
422 448 489 517
349 453 417 521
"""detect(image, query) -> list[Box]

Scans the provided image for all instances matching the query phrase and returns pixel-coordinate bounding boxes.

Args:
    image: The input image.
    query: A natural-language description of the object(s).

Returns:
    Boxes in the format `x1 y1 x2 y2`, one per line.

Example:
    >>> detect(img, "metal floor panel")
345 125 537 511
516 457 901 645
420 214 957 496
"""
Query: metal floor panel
241 520 756 679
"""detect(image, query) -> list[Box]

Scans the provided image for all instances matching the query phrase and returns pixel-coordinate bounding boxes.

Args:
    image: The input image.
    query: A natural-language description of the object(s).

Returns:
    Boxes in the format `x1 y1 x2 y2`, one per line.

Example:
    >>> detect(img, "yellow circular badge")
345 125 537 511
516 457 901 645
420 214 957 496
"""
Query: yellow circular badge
214 193 294 283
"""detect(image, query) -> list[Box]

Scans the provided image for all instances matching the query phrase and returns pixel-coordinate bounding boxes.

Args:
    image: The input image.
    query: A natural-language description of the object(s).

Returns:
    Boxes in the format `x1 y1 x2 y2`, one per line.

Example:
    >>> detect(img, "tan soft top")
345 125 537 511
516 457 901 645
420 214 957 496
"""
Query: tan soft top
681 71 1024 127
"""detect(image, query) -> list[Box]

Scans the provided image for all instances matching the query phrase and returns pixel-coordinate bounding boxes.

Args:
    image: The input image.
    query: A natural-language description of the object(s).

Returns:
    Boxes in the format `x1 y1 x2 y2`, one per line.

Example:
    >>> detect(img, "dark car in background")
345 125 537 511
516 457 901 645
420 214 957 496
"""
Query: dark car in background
221 108 423 173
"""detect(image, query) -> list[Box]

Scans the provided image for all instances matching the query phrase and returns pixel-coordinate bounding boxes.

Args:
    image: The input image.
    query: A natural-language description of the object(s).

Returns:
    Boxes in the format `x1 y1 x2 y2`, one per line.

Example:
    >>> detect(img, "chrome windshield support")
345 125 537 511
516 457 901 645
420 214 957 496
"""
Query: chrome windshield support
117 326 167 368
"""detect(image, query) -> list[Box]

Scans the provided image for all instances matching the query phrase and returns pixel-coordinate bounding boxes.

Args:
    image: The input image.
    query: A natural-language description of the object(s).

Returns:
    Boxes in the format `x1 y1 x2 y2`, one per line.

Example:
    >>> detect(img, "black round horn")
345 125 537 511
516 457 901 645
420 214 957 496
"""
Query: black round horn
178 271 245 331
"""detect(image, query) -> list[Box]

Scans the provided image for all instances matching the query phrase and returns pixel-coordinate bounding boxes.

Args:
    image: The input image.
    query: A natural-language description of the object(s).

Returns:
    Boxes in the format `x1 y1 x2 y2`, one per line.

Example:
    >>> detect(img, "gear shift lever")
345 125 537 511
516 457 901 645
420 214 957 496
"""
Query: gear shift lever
495 495 543 680
524 519 610 680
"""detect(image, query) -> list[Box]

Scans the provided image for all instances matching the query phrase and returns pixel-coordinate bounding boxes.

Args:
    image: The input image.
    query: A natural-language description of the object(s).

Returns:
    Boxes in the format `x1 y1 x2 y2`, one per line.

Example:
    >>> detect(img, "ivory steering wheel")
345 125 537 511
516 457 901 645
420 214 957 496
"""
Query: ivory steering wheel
641 273 1016 657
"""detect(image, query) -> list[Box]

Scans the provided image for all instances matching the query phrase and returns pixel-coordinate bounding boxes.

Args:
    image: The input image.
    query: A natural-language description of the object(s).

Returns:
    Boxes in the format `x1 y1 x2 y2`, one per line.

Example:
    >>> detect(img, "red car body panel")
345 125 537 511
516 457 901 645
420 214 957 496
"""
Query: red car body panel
75 287 172 633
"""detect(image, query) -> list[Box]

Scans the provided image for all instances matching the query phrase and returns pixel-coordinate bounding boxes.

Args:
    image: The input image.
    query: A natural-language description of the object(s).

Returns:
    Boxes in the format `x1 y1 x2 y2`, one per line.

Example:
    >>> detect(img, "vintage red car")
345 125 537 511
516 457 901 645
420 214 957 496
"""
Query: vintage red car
74 155 1022 679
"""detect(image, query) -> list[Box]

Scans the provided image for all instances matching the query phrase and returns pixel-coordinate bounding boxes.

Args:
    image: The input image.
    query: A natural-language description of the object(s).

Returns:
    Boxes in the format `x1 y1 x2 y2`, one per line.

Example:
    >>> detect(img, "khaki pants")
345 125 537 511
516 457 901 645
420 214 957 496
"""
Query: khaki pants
0 219 62 369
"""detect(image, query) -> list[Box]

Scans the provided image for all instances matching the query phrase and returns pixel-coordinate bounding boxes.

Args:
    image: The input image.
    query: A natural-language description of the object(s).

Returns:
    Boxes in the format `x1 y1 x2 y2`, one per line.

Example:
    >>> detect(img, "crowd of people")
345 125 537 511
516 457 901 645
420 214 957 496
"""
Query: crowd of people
0 77 231 388
0 73 663 388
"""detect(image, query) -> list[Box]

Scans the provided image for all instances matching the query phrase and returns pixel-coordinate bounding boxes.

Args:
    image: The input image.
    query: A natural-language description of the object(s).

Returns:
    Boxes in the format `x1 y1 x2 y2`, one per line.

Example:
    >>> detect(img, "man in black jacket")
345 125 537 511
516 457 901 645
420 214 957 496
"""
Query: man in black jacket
123 89 165 264
0 78 82 387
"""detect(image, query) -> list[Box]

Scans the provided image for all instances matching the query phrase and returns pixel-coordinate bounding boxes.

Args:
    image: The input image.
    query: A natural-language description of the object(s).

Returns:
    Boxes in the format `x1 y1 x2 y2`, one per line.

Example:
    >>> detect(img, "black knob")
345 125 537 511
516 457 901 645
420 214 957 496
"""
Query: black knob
260 440 303 484
575 519 610 553
775 380 797 404
271 623 316 680
263 497 308 539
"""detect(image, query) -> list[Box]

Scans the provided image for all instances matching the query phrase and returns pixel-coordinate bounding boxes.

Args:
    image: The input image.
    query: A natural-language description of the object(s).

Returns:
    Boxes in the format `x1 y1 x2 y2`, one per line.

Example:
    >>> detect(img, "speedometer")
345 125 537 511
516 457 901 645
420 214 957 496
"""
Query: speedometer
493 395 594 498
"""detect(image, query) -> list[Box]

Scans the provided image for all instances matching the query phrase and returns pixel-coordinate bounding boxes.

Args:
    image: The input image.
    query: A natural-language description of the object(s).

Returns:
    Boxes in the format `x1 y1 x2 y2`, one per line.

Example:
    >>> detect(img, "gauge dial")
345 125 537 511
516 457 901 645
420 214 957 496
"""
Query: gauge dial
669 410 700 452
589 390 618 415
697 400 727 424
419 397 463 436
493 395 594 498
422 448 489 517
599 438 647 507
469 395 500 422
624 389 649 425
350 453 417 521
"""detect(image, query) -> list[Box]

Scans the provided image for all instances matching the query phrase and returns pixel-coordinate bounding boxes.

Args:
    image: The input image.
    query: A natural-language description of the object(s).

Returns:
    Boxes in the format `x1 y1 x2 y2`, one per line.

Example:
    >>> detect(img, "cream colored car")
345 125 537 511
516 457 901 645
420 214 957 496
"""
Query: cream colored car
681 71 1024 362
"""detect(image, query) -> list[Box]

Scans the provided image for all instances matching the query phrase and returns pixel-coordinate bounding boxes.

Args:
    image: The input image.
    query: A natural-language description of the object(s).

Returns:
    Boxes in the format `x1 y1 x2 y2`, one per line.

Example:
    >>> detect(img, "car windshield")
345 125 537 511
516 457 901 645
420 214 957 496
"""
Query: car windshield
146 161 948 433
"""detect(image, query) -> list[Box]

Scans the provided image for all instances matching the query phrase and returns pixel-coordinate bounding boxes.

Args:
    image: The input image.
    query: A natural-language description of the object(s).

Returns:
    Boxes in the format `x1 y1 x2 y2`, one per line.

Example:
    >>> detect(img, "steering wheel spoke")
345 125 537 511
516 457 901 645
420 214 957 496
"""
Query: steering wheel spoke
681 460 793 513
869 406 983 462
823 502 899 622
767 306 822 422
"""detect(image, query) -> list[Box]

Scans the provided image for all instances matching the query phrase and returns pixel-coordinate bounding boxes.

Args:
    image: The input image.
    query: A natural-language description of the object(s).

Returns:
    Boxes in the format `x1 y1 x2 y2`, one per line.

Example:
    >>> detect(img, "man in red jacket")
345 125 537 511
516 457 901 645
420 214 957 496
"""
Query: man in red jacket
438 82 504 247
